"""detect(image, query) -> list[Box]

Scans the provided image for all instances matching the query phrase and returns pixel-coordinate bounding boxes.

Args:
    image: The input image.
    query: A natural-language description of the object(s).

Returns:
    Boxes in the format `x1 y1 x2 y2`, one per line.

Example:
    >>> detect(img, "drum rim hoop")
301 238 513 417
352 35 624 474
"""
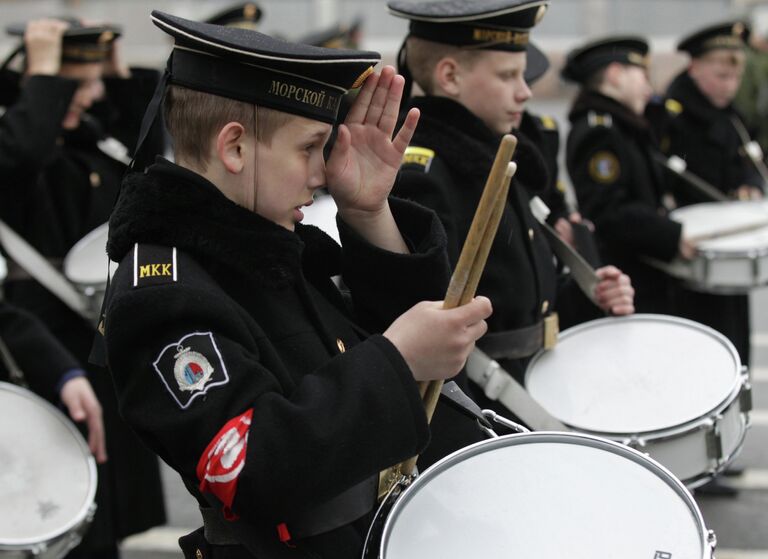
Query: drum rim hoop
0 381 97 546
380 431 711 557
524 313 743 432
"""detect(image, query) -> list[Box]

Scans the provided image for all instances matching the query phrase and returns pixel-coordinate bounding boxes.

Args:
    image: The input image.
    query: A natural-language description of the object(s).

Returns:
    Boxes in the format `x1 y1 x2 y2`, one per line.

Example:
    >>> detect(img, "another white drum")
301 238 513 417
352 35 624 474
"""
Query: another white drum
525 314 751 487
655 200 768 293
0 381 97 558
301 194 340 244
63 223 113 321
380 432 716 559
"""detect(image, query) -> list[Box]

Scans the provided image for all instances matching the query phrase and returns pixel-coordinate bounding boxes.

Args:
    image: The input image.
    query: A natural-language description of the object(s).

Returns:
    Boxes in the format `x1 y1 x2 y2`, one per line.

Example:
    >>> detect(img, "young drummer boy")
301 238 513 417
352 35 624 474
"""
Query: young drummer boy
99 11 491 559
389 0 634 420
563 37 693 314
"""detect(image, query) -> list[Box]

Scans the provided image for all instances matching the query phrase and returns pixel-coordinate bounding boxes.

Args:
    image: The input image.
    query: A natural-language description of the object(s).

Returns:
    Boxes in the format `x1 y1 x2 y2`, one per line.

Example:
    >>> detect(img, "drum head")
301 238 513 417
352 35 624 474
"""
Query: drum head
525 314 741 434
0 382 96 546
301 194 340 244
63 223 113 286
381 433 710 559
671 200 768 254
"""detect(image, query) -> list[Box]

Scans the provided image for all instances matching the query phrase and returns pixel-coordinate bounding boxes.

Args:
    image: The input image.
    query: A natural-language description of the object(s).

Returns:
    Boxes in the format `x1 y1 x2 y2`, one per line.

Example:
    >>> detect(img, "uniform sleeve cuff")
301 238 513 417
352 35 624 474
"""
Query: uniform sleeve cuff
56 368 87 395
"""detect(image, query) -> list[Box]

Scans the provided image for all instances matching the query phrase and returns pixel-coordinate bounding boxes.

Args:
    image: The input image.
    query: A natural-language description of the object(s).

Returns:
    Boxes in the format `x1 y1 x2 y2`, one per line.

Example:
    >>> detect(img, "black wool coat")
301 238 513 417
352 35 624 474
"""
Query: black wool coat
394 96 597 389
518 110 570 223
0 70 166 546
656 71 763 205
0 301 80 403
566 90 682 313
102 159 453 559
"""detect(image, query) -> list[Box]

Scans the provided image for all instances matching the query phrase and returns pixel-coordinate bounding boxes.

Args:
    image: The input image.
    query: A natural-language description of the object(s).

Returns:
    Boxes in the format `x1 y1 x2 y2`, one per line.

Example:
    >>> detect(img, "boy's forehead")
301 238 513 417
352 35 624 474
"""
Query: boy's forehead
280 116 332 136
471 50 527 71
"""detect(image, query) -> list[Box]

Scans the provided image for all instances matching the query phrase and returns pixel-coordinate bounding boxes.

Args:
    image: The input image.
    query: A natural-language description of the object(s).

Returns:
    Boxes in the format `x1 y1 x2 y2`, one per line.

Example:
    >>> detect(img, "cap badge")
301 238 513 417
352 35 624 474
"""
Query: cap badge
244 4 258 20
98 30 114 44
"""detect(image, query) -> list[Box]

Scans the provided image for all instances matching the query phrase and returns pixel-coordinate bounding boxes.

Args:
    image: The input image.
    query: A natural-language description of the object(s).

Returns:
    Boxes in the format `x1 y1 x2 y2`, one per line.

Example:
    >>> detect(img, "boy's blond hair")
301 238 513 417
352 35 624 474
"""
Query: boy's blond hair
405 36 483 94
163 85 292 170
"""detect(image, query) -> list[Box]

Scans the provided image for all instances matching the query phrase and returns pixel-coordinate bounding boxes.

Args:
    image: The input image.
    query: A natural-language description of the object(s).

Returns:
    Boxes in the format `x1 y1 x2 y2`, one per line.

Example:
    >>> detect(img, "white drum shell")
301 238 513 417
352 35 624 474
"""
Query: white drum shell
0 382 97 558
525 314 750 487
661 201 768 293
380 432 715 559
63 223 112 321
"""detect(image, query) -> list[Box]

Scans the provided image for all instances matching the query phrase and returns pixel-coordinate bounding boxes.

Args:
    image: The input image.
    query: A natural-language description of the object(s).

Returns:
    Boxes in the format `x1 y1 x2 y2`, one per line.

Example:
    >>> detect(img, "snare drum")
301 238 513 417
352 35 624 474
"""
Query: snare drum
525 314 751 487
0 381 97 558
655 200 768 293
63 224 112 321
380 432 716 558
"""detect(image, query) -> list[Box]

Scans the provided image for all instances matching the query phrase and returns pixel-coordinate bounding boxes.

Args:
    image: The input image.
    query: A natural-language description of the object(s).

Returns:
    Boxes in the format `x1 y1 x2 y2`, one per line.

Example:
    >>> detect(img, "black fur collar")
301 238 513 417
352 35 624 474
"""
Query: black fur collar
666 70 734 122
108 158 341 287
408 96 549 193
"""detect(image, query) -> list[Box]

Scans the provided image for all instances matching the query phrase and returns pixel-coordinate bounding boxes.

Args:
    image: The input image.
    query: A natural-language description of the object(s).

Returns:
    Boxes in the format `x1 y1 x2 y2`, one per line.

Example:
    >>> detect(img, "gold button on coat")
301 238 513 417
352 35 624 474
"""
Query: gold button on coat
336 338 346 353
528 228 534 240
89 172 101 188
195 549 203 559
541 300 549 314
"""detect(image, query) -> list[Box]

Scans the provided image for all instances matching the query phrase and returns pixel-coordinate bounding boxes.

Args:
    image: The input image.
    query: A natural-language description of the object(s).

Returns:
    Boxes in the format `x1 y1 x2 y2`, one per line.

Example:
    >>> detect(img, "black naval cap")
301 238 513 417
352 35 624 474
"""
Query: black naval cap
152 10 378 124
677 20 749 57
388 0 549 52
525 41 549 84
130 11 379 170
561 36 649 84
7 19 121 63
204 3 263 29
299 18 363 49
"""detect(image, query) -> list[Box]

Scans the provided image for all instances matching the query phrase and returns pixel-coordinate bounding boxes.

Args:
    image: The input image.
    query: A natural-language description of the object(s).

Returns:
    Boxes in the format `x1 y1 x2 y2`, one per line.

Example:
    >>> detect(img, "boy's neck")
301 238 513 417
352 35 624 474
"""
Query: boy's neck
175 155 246 209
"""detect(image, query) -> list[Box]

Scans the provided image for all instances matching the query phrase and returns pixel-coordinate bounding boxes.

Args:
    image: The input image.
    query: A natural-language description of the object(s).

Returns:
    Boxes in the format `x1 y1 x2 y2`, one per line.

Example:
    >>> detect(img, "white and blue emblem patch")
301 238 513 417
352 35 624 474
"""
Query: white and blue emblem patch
153 332 229 409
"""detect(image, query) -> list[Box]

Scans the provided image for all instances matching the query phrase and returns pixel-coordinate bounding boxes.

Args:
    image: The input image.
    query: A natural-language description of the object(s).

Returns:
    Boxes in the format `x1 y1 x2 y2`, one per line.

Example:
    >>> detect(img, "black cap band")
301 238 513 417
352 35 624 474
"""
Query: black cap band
408 21 530 51
171 48 344 123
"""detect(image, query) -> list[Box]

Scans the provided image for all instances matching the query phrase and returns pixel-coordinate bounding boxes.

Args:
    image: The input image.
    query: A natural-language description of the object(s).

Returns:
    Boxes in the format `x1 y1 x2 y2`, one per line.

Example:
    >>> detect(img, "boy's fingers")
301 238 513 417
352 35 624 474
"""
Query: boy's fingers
345 71 380 124
392 108 420 154
364 67 394 126
379 74 405 136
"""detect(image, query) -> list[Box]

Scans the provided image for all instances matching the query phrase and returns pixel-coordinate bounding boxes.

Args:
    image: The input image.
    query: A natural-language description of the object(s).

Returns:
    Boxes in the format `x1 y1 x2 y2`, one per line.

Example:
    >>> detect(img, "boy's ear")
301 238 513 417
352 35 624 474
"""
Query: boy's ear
434 56 462 96
216 122 248 174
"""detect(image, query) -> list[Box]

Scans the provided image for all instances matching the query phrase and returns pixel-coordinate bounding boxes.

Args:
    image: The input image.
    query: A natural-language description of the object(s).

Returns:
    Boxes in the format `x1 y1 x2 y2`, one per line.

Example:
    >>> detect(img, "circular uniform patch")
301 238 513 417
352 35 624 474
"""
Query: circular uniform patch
588 151 620 184
174 347 214 392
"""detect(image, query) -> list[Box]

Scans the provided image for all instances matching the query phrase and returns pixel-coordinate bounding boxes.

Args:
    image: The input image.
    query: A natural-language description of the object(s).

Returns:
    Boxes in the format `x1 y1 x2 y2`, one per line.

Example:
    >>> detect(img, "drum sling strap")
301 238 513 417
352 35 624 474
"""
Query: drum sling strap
529 197 599 304
465 347 568 431
0 219 93 323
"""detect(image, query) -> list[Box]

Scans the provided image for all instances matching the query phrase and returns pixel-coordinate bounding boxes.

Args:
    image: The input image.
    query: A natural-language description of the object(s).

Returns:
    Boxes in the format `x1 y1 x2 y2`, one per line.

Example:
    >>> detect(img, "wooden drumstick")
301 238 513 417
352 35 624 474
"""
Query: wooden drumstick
378 135 518 498
418 160 516 426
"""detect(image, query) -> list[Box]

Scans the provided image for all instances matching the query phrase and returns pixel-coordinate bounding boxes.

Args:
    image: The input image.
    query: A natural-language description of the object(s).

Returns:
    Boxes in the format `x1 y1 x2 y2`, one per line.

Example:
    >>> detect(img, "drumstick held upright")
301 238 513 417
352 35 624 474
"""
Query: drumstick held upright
378 134 518 498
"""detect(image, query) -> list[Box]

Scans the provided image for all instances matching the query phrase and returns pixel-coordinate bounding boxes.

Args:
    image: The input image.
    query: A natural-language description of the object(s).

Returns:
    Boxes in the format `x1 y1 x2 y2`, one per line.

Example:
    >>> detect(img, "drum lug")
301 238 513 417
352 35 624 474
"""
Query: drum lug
623 436 647 452
705 414 725 464
702 252 713 287
707 529 718 552
29 542 48 556
740 379 754 414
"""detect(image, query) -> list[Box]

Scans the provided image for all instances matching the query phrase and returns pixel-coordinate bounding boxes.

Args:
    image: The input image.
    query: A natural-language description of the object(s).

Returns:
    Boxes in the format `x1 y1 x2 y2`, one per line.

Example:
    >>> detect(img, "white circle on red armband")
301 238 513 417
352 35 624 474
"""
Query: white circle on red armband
197 409 253 519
